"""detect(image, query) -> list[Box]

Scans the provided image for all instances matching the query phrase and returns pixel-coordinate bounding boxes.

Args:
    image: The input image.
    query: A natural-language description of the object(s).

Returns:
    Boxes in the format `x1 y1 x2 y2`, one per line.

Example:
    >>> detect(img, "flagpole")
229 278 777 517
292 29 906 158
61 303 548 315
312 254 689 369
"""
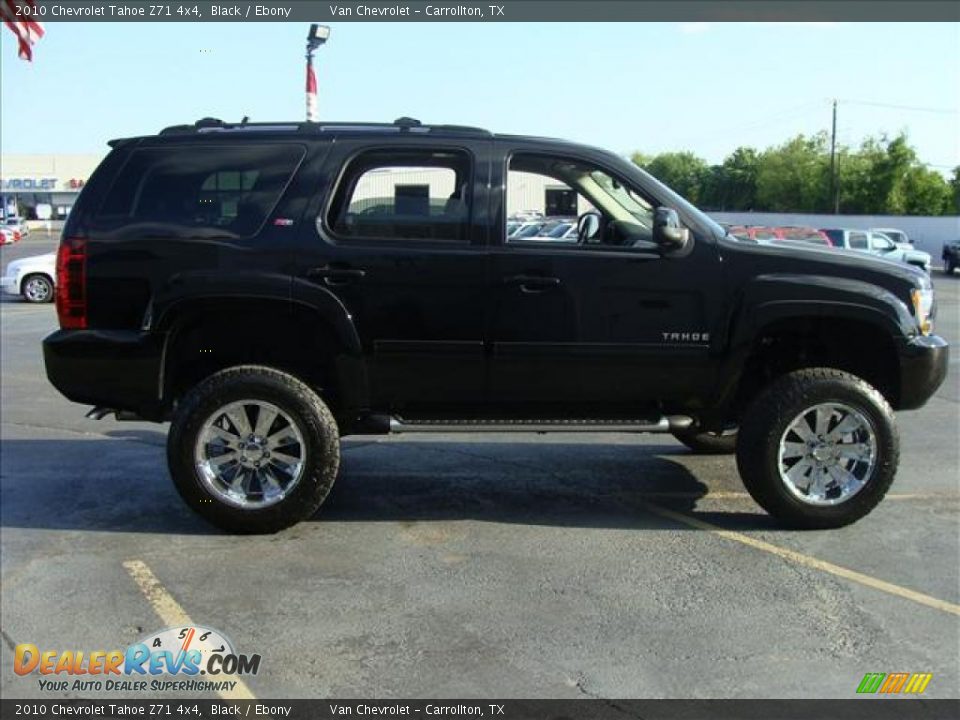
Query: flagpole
305 25 330 123
306 50 318 122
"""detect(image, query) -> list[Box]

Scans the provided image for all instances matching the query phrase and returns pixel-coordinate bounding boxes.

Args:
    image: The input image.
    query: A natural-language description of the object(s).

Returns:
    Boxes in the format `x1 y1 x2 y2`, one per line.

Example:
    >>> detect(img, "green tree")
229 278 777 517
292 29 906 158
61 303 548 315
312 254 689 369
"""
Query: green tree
632 151 709 204
755 133 832 212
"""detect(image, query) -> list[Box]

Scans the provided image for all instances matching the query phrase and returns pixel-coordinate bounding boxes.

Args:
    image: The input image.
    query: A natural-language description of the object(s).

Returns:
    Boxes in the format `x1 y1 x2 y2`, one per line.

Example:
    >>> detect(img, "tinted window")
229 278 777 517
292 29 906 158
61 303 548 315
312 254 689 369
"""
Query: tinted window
822 229 844 244
328 149 471 242
97 145 305 237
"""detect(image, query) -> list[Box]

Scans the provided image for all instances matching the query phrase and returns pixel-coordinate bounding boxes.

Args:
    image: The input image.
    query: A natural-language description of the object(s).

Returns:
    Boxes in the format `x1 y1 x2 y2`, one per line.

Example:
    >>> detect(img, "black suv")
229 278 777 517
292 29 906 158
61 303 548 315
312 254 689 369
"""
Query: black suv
43 118 948 533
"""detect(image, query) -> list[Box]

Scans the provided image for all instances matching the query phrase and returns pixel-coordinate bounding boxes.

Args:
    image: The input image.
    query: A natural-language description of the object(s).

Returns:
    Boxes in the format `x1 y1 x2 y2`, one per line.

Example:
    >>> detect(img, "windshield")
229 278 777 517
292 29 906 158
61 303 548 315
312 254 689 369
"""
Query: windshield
588 170 654 228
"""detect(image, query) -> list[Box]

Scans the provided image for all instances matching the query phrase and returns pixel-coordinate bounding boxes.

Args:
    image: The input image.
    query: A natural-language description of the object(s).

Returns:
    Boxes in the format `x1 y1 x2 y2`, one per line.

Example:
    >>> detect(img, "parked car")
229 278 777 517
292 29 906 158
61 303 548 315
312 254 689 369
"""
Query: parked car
534 221 578 242
820 229 932 273
509 221 546 239
728 225 831 246
4 217 29 238
943 240 960 275
870 227 913 248
0 227 18 245
0 252 56 303
775 226 832 246
43 116 947 533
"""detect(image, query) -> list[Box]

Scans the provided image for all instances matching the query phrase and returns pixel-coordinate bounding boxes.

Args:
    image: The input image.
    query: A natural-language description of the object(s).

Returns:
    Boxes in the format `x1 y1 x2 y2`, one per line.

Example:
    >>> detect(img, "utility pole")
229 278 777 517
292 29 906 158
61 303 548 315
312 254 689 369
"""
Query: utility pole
830 99 839 214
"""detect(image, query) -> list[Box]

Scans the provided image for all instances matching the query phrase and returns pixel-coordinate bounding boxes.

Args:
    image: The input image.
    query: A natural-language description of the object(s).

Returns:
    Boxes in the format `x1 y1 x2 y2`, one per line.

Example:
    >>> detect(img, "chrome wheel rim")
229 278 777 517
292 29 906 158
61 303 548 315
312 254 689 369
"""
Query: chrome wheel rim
778 403 877 506
194 400 306 510
24 277 51 302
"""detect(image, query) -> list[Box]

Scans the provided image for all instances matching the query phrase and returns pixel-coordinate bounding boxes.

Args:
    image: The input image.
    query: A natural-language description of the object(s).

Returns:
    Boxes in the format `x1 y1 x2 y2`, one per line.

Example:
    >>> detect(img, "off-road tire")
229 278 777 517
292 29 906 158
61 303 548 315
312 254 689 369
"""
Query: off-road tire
736 368 898 529
672 427 738 455
168 365 340 533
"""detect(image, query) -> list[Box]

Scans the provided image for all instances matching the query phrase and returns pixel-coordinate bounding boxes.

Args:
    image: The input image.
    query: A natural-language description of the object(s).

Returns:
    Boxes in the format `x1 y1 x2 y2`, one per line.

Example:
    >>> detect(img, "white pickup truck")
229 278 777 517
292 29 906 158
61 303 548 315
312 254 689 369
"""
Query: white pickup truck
821 228 932 273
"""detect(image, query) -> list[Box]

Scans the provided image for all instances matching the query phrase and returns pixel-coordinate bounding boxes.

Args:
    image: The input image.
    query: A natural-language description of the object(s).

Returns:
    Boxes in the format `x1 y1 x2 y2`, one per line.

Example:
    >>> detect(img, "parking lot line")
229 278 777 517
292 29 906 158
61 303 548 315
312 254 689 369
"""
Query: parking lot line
643 503 960 617
122 559 256 700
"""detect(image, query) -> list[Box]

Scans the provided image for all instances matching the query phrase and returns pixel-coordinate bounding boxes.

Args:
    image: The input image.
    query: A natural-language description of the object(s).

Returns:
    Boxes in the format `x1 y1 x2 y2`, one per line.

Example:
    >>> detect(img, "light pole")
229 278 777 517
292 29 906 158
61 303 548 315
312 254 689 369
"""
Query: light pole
305 24 330 122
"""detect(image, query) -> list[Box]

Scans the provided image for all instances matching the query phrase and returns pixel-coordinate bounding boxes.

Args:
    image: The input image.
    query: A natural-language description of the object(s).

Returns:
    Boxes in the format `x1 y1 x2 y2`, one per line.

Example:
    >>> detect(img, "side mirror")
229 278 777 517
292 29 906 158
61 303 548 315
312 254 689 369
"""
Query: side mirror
577 212 601 243
653 207 691 251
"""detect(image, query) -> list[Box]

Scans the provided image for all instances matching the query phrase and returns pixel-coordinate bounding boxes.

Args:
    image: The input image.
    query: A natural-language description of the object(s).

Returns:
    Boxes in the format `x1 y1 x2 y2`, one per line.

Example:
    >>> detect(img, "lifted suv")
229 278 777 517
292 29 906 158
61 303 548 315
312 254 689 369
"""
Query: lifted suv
44 118 948 533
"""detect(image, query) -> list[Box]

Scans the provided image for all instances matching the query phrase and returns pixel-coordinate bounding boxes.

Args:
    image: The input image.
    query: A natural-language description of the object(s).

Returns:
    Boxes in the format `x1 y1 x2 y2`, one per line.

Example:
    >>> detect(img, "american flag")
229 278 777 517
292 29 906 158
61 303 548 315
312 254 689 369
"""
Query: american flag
306 60 318 122
1 0 45 61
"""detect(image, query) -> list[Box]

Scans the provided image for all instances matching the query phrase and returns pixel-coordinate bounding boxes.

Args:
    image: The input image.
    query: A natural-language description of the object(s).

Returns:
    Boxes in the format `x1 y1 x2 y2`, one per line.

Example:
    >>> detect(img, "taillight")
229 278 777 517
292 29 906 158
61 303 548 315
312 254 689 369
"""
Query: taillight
56 238 87 329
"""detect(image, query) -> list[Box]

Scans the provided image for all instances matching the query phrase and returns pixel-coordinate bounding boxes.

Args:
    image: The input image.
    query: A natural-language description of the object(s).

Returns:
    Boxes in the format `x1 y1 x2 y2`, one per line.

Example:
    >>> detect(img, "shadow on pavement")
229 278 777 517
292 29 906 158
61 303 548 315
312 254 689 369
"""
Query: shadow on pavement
0 435 772 535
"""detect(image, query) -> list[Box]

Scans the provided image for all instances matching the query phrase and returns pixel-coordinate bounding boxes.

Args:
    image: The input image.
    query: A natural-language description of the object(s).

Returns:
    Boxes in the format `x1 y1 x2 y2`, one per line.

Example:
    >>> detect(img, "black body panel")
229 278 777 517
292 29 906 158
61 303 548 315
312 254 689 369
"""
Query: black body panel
42 120 949 425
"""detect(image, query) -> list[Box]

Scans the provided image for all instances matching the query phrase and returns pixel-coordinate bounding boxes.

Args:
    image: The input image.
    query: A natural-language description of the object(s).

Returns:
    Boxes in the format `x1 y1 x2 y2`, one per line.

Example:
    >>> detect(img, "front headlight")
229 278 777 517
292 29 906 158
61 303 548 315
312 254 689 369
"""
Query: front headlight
911 287 934 335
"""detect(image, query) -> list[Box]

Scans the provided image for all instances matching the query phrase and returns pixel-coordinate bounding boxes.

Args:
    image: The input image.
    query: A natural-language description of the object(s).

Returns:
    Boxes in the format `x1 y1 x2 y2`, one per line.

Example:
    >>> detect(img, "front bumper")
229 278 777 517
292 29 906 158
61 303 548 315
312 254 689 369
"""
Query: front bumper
0 275 19 295
43 329 167 420
898 334 949 410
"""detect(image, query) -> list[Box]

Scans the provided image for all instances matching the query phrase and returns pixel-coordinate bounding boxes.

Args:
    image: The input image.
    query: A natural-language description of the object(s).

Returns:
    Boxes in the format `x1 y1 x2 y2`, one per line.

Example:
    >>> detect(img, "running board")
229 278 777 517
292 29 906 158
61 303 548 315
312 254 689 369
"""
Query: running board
387 417 684 434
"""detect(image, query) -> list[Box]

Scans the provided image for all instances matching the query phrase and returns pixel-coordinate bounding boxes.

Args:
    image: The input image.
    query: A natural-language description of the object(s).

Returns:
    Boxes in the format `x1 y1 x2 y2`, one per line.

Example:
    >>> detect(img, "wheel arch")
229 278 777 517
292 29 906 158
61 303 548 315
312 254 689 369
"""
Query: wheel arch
157 294 366 424
715 297 908 419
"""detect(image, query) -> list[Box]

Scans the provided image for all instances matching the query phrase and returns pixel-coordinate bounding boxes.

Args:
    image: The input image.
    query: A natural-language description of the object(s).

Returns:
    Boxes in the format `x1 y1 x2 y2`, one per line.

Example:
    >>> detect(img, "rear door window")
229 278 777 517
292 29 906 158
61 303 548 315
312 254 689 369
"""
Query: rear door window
326 149 472 242
96 144 306 237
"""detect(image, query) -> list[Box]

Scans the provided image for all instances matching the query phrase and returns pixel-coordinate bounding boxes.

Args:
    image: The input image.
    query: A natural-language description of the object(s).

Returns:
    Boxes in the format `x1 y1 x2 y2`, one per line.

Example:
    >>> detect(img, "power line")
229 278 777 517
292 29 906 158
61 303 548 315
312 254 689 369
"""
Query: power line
675 100 828 145
839 99 959 115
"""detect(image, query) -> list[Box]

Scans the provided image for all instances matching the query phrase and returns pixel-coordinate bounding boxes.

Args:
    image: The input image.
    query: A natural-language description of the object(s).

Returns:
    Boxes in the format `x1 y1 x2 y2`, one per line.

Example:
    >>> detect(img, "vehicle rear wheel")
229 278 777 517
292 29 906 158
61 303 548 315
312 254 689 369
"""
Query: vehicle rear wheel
22 274 54 303
168 365 340 533
736 368 898 529
672 426 738 454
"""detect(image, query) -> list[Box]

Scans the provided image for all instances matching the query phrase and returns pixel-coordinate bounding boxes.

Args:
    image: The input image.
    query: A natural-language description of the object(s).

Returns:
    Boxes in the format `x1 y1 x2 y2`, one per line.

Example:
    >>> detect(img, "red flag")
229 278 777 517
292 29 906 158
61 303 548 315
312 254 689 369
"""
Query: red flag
306 60 318 121
1 0 44 61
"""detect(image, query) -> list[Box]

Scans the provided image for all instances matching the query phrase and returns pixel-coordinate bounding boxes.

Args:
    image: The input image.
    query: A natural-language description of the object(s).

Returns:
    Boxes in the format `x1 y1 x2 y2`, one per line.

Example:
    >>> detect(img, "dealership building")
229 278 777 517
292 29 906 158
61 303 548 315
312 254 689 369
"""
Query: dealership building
1 154 103 220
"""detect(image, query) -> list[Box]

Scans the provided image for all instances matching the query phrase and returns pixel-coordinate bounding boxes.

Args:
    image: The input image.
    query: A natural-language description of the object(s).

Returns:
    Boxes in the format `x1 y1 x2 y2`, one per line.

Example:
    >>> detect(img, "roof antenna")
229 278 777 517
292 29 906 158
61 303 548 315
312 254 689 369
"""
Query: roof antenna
241 116 250 125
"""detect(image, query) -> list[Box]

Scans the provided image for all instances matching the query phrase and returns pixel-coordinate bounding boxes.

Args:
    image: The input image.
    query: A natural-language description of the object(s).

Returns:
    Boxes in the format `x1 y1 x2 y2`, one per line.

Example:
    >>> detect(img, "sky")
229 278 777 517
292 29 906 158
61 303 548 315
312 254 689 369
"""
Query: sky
1 22 958 173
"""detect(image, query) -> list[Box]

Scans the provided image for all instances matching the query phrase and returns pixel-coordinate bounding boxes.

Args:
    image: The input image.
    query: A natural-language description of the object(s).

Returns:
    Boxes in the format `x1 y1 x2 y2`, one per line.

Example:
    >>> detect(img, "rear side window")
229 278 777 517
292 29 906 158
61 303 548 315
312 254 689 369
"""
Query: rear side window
96 144 305 237
327 149 472 242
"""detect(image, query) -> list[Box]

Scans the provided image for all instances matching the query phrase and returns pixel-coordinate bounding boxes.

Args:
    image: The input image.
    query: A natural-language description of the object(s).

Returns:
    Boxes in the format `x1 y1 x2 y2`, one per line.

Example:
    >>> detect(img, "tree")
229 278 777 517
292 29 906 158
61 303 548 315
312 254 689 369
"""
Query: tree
755 133 831 213
629 131 955 216
632 151 709 204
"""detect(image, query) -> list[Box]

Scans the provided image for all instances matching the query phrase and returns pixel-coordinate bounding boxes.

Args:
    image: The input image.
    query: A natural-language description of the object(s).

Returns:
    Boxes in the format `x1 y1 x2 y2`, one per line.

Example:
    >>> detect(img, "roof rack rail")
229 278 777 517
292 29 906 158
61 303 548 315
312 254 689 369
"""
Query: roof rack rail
158 118 492 137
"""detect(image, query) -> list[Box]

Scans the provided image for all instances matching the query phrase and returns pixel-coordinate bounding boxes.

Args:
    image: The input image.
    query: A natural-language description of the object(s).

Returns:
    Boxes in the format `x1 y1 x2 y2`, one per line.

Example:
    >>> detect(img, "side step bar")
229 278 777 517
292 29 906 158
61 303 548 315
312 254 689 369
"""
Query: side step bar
386 416 691 434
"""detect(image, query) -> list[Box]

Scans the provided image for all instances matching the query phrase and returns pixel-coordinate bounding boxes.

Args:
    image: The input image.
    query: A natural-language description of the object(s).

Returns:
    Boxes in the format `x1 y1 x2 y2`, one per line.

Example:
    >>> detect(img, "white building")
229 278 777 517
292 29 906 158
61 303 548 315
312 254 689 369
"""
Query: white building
1 154 104 220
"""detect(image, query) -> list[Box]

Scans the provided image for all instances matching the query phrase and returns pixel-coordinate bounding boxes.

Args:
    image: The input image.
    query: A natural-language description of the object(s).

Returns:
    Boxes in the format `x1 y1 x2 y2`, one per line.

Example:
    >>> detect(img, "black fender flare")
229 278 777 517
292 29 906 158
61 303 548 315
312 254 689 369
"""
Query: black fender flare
712 273 915 411
150 271 366 412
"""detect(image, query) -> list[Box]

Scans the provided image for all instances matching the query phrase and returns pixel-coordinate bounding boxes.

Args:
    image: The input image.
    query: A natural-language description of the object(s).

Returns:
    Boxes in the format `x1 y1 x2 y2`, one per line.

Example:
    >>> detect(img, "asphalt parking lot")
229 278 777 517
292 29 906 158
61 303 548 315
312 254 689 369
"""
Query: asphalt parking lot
1 233 958 700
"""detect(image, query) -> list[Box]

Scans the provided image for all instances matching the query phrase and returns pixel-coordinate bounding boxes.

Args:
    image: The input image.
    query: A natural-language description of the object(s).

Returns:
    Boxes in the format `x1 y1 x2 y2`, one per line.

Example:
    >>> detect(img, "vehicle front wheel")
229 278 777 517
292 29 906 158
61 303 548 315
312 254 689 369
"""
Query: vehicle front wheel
672 426 738 454
168 365 340 533
22 274 54 303
946 259 957 275
736 368 898 529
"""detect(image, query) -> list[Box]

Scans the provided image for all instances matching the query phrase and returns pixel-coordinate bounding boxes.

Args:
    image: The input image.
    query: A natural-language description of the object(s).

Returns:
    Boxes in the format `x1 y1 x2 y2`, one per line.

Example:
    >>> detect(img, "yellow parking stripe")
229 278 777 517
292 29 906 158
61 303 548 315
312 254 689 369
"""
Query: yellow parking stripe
122 560 256 700
643 504 960 617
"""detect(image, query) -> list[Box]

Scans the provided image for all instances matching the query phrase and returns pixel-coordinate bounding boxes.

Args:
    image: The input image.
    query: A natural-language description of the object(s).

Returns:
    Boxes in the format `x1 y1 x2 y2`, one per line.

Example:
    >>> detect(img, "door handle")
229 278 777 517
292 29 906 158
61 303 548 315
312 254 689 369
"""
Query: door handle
504 274 561 293
306 265 366 286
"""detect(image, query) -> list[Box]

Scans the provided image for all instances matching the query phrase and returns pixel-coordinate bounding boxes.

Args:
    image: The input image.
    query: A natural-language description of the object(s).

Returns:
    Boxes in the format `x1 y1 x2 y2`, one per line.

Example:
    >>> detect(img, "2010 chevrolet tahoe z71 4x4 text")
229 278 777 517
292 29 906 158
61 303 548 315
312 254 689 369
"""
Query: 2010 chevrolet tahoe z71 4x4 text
43 117 949 533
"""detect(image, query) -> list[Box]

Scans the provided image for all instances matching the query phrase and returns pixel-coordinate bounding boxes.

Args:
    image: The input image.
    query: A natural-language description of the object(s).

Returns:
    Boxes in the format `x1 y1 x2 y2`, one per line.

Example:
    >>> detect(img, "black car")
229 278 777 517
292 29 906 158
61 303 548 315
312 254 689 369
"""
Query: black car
943 240 960 274
43 117 948 533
